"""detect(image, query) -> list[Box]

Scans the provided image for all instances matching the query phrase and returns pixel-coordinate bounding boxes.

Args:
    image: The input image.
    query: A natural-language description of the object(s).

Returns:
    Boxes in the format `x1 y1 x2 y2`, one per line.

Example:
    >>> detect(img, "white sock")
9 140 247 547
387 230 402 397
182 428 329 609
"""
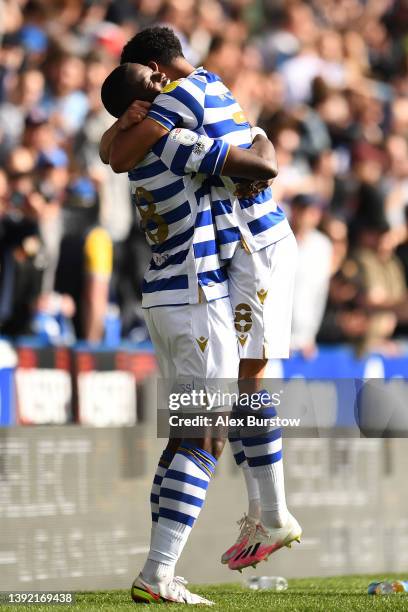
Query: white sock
242 412 289 529
242 464 261 520
230 437 261 519
141 444 216 583
142 523 186 583
252 461 289 528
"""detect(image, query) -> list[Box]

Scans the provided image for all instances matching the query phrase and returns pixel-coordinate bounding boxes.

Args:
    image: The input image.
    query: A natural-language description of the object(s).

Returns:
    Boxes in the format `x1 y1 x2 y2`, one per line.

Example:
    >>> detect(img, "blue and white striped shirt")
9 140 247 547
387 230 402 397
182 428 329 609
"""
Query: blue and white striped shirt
128 129 230 307
148 67 292 260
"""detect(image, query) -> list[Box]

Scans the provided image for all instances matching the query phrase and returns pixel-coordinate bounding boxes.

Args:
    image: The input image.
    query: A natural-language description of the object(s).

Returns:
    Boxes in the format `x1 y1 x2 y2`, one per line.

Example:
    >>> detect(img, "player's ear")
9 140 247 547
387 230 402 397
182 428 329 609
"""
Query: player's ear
148 61 159 72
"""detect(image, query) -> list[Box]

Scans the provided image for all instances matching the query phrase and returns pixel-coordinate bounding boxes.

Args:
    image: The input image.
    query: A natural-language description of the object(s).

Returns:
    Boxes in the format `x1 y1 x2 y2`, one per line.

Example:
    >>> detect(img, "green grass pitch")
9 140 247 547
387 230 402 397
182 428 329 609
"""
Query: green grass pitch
1 576 408 611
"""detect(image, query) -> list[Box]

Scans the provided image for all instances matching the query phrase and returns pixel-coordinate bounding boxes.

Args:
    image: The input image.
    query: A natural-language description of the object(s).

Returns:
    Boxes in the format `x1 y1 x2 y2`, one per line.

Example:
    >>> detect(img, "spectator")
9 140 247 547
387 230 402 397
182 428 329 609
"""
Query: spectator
74 50 132 243
54 183 113 343
0 68 44 160
310 149 348 216
22 108 58 160
317 257 369 348
352 218 407 353
0 150 44 336
35 147 69 293
290 194 333 357
40 51 89 137
396 206 408 286
395 206 408 338
384 134 408 235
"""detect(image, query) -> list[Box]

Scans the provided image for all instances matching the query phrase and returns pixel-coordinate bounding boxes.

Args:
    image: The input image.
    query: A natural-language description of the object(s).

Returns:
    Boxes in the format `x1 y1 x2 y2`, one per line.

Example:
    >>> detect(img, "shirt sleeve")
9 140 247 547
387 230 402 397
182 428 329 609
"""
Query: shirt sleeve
147 79 205 132
153 128 230 177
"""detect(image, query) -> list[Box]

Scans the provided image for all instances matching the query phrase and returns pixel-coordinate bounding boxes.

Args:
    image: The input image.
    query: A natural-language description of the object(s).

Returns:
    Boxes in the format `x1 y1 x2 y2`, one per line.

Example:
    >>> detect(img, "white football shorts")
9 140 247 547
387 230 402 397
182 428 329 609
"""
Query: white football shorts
228 231 298 359
144 297 239 410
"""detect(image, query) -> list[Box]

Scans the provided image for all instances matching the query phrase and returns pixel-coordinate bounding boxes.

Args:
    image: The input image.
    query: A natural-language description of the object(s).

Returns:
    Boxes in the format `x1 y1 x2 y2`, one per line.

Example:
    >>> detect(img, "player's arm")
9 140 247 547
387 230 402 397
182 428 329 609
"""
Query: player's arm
157 128 277 181
109 118 169 173
232 127 278 197
223 135 278 180
99 100 151 165
100 121 121 164
109 82 201 173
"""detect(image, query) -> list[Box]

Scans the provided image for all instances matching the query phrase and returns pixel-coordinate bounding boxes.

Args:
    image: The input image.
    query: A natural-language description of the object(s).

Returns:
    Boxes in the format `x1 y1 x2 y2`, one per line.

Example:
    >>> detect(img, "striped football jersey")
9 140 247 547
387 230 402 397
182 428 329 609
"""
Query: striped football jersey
128 129 230 307
148 67 291 260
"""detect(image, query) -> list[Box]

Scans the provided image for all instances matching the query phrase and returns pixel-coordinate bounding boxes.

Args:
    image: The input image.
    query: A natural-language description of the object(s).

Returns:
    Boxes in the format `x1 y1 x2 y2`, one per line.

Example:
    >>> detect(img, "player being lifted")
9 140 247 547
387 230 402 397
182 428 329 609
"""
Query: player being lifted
101 61 282 605
100 24 301 584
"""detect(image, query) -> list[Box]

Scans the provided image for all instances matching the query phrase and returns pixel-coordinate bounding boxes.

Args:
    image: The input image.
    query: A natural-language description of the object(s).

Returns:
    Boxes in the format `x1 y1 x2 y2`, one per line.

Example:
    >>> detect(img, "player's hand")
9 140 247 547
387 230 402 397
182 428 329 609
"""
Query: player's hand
118 100 151 131
251 178 274 194
234 178 274 199
234 180 255 199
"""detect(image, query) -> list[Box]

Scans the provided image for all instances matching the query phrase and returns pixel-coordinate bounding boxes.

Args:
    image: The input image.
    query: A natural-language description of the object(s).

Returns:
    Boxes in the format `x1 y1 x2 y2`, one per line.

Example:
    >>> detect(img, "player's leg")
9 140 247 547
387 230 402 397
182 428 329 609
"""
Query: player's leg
227 233 302 570
230 237 292 529
220 438 260 564
143 309 182 544
145 298 237 578
228 368 265 522
228 434 261 520
133 438 215 605
242 233 296 527
225 246 277 526
133 298 238 603
221 399 262 565
220 257 269 564
235 358 266 520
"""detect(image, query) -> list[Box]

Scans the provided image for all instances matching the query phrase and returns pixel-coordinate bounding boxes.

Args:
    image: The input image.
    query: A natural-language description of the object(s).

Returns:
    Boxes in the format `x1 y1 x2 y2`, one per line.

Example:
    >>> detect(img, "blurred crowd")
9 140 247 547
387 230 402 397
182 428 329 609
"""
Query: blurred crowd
1 0 408 355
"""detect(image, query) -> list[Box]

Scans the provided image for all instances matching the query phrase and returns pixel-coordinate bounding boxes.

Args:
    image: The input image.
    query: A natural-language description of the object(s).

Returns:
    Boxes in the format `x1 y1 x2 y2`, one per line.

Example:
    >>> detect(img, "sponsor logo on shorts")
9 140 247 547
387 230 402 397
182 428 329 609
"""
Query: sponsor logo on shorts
238 334 248 347
196 336 209 352
257 289 268 305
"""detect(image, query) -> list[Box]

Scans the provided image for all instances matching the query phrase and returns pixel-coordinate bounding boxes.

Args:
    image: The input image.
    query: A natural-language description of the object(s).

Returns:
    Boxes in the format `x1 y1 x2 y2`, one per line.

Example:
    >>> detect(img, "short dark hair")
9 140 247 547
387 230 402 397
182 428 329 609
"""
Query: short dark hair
101 64 145 118
120 26 183 66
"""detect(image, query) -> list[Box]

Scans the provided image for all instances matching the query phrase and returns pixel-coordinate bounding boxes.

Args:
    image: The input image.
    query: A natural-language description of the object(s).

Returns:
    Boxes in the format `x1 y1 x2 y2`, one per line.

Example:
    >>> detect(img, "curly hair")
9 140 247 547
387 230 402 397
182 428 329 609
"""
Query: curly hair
120 27 184 66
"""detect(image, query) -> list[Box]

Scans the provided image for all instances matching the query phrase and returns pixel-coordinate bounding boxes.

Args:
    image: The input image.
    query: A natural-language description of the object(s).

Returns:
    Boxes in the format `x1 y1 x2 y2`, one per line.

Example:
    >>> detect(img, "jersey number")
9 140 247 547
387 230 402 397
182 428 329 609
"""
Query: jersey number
135 187 169 245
